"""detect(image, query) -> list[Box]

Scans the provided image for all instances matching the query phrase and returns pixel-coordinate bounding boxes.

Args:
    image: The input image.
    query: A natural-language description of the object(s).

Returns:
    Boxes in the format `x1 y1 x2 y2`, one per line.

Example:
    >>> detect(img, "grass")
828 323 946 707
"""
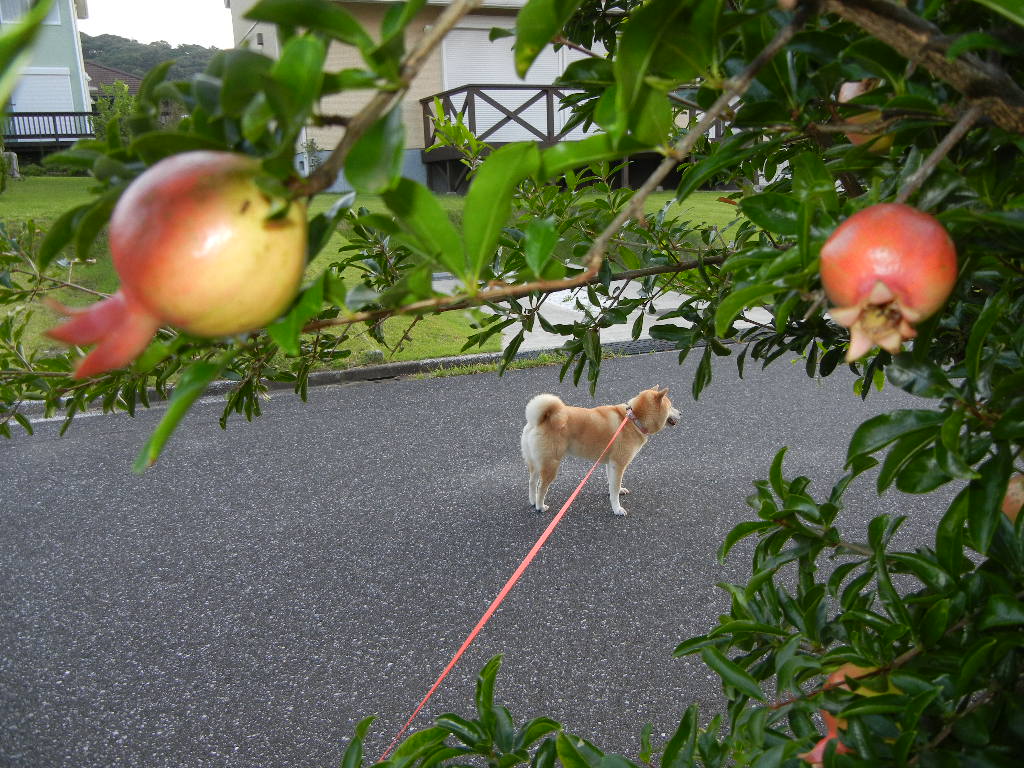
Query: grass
1 177 739 369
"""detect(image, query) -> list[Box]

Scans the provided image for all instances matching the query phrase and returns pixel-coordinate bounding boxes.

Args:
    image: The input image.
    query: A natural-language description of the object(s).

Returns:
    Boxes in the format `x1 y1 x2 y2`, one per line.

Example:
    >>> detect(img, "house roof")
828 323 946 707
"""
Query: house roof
84 61 143 95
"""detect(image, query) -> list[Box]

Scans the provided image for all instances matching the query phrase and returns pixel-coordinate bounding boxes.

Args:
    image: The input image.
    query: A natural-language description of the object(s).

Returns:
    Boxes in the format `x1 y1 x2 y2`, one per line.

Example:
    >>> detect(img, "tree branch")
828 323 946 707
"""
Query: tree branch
895 102 984 204
303 255 729 332
823 0 1024 134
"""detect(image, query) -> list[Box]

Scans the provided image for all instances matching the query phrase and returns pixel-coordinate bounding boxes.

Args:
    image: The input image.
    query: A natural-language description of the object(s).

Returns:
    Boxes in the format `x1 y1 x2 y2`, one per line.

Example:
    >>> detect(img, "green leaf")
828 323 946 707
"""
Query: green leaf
514 0 585 78
700 647 765 701
346 107 406 194
661 705 698 768
524 217 559 278
769 446 788 498
556 734 603 768
979 594 1024 629
921 598 951 647
518 717 561 748
475 655 502 731
895 448 951 494
718 521 774 563
37 202 91 269
615 0 715 127
308 191 356 259
246 0 374 51
790 152 838 212
993 401 1024 441
463 143 540 284
676 135 764 202
539 134 650 179
382 178 464 275
965 292 1009 381
220 49 275 116
947 31 1018 59
739 193 802 236
886 354 954 398
968 447 1013 554
271 35 327 134
341 716 376 768
133 360 227 472
839 694 908 717
714 283 782 337
936 489 969 575
130 132 228 164
74 187 123 263
846 410 946 464
969 0 1024 27
876 428 938 493
436 714 486 747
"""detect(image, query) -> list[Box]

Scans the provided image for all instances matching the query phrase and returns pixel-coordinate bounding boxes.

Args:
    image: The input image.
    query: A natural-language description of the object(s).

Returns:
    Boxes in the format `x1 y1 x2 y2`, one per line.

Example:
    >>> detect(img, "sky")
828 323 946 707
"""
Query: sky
77 0 234 49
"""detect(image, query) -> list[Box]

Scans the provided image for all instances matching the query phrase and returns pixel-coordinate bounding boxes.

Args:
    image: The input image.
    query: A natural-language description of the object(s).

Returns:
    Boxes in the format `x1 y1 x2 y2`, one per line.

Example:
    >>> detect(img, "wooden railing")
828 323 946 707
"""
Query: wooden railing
420 84 729 153
421 84 590 148
2 112 95 144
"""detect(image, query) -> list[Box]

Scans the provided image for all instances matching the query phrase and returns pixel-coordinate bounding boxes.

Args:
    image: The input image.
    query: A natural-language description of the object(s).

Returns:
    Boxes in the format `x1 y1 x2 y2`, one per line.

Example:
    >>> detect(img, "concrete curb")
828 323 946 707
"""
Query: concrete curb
221 337 680 392
21 338 681 418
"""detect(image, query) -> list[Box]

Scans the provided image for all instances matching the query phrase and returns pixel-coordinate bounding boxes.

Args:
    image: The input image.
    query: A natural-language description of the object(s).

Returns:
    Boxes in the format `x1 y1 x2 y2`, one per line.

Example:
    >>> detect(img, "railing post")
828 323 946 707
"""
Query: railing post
545 88 555 143
467 89 476 136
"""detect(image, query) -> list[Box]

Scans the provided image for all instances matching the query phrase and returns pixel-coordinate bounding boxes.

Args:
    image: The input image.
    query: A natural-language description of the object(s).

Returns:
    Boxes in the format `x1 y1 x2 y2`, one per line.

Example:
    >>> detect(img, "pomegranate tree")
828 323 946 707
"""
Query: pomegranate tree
48 151 307 378
819 203 958 361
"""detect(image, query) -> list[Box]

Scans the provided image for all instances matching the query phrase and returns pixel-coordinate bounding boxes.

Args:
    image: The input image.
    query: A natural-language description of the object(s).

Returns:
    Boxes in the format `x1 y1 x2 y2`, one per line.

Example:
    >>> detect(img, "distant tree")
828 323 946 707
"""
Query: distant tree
79 32 220 81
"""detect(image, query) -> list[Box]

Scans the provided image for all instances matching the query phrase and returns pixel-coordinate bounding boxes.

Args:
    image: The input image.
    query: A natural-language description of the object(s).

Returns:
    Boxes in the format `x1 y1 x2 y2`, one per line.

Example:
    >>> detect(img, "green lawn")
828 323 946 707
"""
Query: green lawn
1 176 740 367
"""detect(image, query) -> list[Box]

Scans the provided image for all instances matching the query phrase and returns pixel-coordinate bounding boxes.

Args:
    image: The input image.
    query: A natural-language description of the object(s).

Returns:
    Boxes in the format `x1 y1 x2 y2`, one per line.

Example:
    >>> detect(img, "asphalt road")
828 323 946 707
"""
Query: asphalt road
1 351 946 767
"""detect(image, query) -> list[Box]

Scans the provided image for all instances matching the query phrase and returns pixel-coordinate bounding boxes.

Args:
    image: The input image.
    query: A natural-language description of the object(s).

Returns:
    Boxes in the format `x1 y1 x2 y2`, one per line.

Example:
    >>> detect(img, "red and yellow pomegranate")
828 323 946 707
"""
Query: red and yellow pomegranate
820 203 957 361
1004 475 1024 524
838 80 894 153
48 151 307 378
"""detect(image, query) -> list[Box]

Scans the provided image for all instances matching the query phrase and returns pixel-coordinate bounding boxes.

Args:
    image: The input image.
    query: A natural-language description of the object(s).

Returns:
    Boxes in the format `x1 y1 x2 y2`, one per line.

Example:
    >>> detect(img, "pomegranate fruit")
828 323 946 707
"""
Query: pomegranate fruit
48 151 307 378
1004 475 1024 523
838 80 893 153
820 203 957 361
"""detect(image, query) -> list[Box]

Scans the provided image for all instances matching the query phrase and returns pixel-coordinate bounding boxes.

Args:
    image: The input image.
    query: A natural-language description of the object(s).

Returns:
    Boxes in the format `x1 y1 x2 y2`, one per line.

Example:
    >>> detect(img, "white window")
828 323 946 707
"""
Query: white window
0 0 61 24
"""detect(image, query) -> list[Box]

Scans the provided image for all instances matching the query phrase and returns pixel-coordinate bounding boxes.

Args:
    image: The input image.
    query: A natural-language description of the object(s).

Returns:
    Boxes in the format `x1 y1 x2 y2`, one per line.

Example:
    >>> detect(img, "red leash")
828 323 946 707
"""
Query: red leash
378 415 631 761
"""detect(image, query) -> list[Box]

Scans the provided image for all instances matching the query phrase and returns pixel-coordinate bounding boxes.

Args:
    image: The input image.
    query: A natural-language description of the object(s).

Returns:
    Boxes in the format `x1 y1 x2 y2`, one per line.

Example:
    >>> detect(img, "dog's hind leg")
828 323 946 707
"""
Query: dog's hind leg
536 460 559 513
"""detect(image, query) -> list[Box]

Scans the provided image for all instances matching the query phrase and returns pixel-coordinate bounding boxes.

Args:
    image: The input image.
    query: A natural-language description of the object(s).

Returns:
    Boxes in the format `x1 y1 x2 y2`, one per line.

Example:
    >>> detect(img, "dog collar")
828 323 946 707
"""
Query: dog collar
625 406 649 435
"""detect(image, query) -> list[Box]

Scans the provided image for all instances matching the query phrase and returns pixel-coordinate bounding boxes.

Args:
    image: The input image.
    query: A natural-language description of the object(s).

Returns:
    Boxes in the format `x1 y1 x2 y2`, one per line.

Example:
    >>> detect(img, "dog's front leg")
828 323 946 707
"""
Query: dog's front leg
606 462 628 516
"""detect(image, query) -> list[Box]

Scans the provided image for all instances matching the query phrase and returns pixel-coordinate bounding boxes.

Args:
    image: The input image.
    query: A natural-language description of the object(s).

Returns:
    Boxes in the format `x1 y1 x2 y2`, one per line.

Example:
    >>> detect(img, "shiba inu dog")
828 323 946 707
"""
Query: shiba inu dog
520 387 680 516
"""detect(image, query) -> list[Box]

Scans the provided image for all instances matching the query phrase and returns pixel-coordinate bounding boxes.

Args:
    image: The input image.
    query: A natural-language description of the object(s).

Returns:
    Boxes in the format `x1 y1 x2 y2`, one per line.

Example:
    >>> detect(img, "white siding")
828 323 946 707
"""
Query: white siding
9 68 75 111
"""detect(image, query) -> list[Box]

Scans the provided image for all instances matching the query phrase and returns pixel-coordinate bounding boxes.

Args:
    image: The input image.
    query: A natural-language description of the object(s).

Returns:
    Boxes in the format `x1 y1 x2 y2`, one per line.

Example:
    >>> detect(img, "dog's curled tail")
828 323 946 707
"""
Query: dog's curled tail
525 393 563 427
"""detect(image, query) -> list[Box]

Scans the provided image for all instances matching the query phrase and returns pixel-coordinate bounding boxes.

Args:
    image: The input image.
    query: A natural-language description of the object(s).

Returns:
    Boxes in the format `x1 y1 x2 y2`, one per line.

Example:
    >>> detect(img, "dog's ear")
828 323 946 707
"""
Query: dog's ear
654 388 665 401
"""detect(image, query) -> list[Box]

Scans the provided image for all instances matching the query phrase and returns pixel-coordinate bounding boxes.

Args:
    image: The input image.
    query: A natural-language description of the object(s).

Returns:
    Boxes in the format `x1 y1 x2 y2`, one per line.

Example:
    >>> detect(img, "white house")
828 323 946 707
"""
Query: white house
1 0 93 156
3 0 91 112
226 0 598 190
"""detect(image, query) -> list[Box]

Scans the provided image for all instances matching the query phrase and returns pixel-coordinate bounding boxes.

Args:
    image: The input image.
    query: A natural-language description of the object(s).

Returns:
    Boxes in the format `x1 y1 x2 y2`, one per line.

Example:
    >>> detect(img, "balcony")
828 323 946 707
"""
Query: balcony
2 112 96 154
420 84 726 194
